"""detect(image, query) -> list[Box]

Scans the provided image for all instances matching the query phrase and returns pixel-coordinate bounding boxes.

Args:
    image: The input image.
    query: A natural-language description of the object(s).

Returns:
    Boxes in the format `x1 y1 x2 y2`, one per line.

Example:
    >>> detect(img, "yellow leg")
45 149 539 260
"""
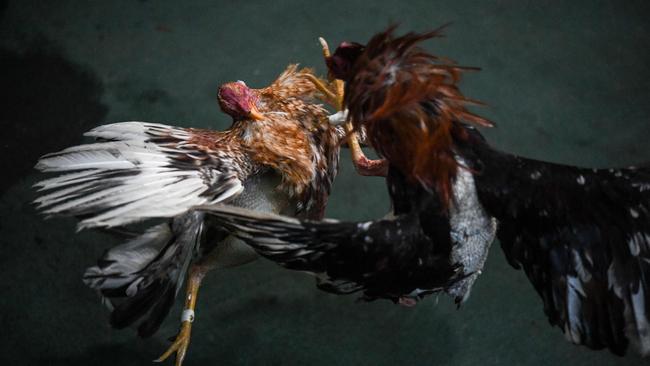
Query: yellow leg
155 265 207 366
304 74 338 107
317 37 344 110
317 37 388 177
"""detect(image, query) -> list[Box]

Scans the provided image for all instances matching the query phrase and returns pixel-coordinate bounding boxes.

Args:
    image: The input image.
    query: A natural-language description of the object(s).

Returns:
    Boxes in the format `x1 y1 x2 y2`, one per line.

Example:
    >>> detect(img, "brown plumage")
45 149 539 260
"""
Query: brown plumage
198 27 650 358
331 25 492 208
216 64 340 218
35 64 341 364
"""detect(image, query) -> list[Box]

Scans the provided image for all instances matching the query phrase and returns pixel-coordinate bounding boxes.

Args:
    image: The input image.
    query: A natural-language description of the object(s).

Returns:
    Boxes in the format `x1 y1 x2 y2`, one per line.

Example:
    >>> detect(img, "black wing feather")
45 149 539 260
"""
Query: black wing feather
457 126 650 355
198 204 462 302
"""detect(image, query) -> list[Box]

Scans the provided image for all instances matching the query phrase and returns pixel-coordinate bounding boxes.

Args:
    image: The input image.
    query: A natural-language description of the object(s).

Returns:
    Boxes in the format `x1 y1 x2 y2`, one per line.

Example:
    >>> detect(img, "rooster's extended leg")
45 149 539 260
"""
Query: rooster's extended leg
304 74 338 107
317 37 388 177
352 155 389 176
155 265 207 366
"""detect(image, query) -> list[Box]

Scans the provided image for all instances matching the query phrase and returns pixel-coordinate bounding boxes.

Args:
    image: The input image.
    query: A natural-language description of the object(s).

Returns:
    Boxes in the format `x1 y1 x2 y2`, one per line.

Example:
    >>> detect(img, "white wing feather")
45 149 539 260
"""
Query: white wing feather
35 122 245 229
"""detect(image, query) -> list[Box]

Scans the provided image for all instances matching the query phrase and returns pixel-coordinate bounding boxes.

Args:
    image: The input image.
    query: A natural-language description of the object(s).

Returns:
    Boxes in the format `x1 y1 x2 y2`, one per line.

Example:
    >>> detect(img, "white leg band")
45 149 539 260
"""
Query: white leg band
328 109 349 125
181 309 195 323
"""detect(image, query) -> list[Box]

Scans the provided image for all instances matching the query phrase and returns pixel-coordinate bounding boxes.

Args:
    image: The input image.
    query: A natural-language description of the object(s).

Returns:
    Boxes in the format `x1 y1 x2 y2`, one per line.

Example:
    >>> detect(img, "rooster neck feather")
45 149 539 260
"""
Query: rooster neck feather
345 26 492 209
234 65 336 206
241 117 315 195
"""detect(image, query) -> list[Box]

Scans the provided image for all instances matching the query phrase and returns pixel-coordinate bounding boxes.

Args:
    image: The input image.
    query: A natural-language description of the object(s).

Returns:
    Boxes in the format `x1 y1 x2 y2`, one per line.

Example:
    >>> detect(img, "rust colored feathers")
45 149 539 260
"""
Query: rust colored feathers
341 26 492 208
219 65 339 218
33 63 342 346
176 65 338 219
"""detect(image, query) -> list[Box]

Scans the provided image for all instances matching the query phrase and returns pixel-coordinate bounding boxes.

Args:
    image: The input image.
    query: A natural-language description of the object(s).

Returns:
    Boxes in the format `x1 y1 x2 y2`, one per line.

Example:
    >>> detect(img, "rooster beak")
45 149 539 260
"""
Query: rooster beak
248 105 264 121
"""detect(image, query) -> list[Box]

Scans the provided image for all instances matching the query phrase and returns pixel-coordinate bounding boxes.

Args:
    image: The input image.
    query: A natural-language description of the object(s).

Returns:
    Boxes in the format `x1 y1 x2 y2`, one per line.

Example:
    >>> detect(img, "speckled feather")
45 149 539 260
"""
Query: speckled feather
34 64 342 337
340 25 492 208
250 64 340 218
456 126 650 356
203 28 650 357
197 200 465 302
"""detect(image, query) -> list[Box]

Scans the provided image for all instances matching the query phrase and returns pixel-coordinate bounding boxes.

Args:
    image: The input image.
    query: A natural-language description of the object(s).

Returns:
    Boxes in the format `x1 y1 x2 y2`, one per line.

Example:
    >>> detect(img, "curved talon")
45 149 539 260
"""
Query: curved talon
155 265 205 366
317 37 344 108
355 156 389 177
155 321 193 365
303 74 338 107
318 37 331 58
318 37 376 177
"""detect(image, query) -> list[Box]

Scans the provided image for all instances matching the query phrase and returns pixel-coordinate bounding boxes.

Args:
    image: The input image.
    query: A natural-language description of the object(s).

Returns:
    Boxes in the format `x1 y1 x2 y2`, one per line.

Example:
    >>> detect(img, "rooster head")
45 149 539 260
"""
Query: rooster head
327 26 494 209
218 81 264 121
326 42 365 81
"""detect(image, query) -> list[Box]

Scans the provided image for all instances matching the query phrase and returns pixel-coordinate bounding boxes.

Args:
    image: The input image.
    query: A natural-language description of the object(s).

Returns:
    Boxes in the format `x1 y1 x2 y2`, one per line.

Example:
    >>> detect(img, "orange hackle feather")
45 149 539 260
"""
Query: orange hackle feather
251 65 335 199
344 26 493 209
217 65 338 218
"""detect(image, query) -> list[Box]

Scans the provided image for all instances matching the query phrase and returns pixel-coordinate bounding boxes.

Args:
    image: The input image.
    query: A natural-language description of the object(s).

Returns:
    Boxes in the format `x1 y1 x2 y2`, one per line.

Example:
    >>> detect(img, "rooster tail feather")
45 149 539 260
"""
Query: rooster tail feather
83 213 203 337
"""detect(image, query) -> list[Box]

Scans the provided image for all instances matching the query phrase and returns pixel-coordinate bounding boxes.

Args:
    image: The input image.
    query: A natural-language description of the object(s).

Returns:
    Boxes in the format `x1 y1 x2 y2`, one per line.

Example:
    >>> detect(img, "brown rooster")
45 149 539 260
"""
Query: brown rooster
34 64 341 365
199 27 650 357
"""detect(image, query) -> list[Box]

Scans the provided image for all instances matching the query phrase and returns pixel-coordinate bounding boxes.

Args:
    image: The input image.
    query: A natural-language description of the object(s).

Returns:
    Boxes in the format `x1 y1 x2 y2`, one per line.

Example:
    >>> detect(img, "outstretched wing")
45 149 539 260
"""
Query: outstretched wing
460 127 650 356
198 204 461 302
35 122 246 229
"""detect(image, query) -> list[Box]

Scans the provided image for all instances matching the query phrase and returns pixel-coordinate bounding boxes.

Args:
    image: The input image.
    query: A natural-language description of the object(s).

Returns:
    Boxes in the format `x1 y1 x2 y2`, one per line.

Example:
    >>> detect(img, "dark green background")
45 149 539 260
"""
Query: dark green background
1 1 650 365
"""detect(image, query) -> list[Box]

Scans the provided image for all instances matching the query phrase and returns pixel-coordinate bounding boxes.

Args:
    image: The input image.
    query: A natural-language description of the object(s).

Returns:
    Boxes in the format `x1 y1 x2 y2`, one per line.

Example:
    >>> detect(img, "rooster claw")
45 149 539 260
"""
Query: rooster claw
355 156 389 177
155 320 192 366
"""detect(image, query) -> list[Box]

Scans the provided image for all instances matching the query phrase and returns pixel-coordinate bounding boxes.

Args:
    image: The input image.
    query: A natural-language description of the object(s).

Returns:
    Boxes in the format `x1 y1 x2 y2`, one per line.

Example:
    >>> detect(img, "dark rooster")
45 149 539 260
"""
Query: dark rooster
34 64 341 365
199 27 650 357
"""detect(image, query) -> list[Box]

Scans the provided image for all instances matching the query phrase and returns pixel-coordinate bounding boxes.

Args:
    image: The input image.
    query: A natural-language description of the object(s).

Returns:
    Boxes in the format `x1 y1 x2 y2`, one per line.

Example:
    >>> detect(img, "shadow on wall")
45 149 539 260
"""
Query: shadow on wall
0 35 107 194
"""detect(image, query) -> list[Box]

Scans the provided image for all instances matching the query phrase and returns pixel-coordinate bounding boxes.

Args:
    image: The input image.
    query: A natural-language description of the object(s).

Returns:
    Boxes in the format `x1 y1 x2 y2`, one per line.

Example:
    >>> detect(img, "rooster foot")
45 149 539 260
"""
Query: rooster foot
155 319 193 365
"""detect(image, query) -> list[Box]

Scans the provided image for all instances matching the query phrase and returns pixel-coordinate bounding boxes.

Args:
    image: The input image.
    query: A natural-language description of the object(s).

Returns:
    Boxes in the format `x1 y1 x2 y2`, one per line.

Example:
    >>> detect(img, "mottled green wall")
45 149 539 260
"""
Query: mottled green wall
1 1 649 365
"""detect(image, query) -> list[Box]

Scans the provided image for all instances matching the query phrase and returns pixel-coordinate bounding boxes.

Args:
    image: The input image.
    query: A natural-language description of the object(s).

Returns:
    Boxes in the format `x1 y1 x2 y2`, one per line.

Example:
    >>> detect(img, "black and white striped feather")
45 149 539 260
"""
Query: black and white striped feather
83 212 205 337
197 203 463 302
34 122 245 229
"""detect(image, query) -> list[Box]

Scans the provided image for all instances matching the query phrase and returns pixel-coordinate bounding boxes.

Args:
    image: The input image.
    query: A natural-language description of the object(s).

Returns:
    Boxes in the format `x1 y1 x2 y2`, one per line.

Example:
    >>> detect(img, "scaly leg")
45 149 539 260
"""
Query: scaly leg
353 155 389 176
317 37 344 110
303 73 338 107
317 37 388 177
155 265 207 366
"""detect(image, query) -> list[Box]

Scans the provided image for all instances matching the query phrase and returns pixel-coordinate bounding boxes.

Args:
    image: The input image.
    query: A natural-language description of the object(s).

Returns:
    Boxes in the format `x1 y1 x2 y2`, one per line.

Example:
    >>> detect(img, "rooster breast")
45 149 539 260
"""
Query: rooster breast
203 169 300 269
